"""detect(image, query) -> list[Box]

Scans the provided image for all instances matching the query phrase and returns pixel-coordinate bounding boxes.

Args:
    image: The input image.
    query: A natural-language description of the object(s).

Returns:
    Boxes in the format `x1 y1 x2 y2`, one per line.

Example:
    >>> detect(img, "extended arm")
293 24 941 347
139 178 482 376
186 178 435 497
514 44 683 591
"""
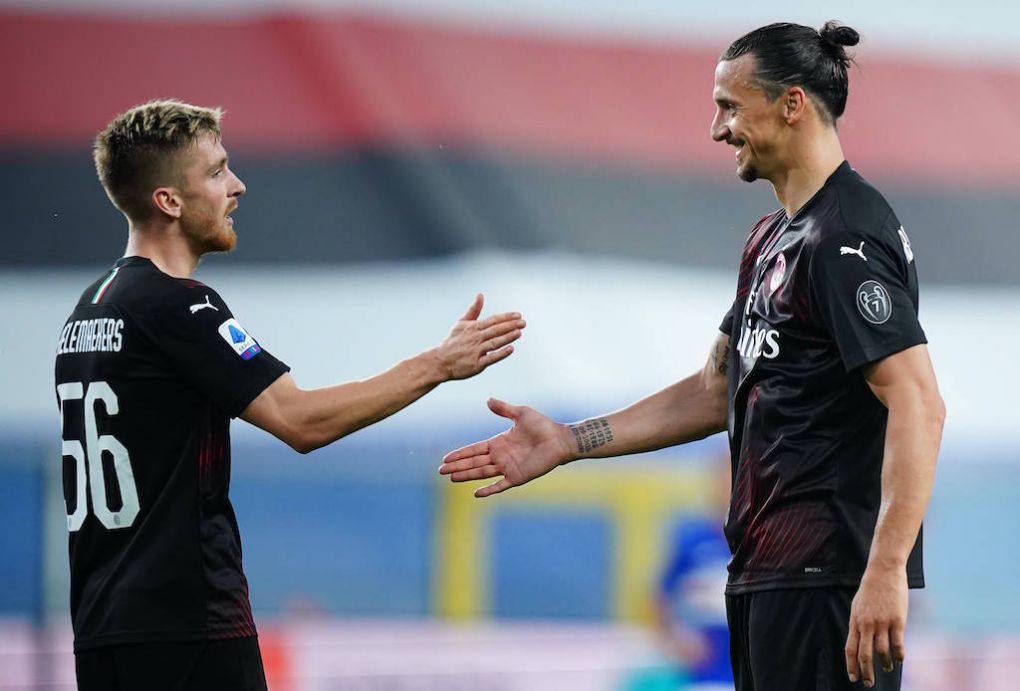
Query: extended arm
439 331 731 496
564 330 730 458
241 295 525 453
845 343 945 687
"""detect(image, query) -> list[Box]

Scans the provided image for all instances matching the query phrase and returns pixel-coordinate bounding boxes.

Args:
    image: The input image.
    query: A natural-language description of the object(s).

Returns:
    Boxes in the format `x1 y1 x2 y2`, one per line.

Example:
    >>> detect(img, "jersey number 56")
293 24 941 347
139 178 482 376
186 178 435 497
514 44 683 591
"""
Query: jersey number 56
56 381 139 531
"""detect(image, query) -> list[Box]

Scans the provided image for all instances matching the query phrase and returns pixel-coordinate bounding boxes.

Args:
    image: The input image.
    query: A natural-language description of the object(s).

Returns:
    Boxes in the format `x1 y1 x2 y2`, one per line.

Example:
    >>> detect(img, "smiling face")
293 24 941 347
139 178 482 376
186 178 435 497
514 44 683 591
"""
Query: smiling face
710 54 789 183
173 133 246 254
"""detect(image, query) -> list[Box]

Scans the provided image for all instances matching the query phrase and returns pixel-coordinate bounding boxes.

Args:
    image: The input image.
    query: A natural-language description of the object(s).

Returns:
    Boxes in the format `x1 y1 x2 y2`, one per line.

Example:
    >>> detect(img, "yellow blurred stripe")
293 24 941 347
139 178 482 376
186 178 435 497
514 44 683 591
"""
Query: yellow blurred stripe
434 461 714 621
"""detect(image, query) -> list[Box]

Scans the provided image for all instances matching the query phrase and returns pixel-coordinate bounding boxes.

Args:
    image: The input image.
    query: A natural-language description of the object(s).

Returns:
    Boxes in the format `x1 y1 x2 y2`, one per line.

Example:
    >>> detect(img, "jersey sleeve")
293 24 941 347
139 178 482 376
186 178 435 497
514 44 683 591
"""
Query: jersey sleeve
719 305 735 336
144 286 290 417
808 223 926 372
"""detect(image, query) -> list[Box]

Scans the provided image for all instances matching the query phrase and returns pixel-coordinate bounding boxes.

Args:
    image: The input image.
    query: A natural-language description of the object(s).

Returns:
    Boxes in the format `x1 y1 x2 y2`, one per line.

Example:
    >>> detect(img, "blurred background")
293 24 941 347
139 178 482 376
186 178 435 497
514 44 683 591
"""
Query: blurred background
2 1 1019 689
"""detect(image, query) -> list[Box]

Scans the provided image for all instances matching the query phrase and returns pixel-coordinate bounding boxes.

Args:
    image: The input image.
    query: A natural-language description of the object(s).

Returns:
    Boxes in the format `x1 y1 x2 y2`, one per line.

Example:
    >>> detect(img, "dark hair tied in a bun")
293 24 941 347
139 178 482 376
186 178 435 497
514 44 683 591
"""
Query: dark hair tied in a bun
820 21 860 48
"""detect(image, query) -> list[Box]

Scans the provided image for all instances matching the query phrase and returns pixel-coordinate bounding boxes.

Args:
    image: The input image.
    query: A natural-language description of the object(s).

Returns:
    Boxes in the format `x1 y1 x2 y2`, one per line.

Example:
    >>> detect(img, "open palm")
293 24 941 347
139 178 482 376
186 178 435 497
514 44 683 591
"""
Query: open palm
439 399 573 497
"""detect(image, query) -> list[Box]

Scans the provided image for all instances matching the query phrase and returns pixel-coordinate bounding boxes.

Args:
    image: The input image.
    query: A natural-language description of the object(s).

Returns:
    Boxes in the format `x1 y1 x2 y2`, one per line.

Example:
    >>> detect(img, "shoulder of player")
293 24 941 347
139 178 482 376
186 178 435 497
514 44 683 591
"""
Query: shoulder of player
830 169 899 236
806 180 901 253
743 208 784 245
118 269 231 323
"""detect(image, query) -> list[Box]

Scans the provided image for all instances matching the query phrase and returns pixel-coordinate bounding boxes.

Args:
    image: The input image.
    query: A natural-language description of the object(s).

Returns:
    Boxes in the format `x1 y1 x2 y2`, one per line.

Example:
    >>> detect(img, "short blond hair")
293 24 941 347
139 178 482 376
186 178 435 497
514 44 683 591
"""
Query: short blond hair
93 99 223 221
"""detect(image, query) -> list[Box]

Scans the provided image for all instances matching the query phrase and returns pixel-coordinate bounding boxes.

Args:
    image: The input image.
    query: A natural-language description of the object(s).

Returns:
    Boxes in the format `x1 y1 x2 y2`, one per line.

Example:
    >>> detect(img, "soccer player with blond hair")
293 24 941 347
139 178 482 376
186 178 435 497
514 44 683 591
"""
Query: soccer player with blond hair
57 99 525 690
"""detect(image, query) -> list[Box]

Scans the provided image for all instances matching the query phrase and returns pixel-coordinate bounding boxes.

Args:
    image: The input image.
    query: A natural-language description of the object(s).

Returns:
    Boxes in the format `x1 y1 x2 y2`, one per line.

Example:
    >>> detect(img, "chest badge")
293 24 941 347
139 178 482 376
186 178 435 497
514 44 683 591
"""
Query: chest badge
768 252 787 295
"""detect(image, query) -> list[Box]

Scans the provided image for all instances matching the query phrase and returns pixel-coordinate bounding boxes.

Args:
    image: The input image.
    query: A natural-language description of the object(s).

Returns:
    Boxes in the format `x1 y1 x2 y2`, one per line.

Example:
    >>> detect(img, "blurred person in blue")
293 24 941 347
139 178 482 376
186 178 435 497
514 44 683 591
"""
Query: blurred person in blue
442 21 944 691
55 99 525 691
653 460 732 690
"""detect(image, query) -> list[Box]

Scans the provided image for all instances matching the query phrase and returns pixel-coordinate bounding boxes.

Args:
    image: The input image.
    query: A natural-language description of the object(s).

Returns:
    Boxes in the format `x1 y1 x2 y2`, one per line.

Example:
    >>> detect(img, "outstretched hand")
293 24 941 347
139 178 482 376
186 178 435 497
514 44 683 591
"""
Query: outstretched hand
439 398 574 497
436 294 526 380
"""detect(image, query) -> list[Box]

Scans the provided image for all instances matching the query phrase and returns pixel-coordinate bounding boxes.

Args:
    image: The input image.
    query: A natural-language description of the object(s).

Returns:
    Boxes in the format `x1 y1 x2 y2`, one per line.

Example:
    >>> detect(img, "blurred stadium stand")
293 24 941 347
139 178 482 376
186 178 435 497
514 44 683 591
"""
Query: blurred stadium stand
2 1 1019 689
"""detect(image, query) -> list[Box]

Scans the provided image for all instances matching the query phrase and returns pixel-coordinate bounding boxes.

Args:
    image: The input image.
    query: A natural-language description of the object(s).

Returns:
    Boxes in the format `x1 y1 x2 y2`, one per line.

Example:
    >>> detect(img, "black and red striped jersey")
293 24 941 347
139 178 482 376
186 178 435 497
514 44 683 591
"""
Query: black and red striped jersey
53 256 289 651
719 161 927 595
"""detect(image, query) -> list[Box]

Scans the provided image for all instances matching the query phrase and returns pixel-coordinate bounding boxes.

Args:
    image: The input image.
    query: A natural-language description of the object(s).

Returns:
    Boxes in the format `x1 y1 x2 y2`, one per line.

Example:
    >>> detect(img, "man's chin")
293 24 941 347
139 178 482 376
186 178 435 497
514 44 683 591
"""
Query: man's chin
194 232 236 256
737 164 758 183
209 228 237 253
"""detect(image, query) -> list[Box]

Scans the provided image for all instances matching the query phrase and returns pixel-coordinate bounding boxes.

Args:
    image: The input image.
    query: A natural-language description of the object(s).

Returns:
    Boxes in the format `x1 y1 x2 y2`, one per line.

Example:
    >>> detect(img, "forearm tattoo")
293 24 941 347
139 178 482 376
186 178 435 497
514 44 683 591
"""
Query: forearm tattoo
570 417 614 454
712 337 730 376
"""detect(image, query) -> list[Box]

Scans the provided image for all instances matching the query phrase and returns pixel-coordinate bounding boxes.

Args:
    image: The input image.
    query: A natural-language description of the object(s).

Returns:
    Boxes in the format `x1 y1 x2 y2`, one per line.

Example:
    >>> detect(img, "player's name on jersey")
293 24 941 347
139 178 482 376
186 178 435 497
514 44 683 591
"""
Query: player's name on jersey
56 318 124 355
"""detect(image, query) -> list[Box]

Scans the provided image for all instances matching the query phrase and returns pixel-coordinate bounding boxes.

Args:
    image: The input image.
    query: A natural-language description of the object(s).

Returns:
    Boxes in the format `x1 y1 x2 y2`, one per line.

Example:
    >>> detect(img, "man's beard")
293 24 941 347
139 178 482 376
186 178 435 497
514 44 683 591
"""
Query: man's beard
731 140 758 183
183 215 237 255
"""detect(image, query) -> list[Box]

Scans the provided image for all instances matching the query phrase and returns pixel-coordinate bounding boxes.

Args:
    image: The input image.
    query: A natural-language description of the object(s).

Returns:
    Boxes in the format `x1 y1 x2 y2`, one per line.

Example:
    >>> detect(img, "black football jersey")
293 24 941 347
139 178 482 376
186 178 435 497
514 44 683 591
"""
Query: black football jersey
720 161 927 594
53 256 289 651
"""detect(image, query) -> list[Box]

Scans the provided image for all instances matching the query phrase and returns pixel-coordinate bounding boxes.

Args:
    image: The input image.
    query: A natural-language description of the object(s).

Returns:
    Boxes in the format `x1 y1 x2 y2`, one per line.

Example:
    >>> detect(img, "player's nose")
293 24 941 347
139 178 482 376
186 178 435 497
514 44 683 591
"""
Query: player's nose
230 172 246 198
710 117 730 143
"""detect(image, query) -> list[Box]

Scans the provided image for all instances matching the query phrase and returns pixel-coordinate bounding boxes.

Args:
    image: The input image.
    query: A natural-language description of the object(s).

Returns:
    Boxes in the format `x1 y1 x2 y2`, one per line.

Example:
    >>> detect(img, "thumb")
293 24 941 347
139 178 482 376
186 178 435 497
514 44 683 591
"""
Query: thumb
487 397 521 421
460 293 484 321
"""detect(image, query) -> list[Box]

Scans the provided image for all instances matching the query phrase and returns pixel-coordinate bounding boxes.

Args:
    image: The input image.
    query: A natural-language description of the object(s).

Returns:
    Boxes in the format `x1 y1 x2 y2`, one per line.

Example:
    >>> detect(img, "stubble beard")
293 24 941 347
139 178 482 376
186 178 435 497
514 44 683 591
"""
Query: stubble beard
738 163 759 183
183 214 237 256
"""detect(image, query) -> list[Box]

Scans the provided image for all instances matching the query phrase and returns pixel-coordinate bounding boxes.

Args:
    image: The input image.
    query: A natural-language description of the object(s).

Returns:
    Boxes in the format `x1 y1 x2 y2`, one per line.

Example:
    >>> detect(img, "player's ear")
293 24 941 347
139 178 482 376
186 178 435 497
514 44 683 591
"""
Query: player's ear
783 86 807 123
152 187 182 219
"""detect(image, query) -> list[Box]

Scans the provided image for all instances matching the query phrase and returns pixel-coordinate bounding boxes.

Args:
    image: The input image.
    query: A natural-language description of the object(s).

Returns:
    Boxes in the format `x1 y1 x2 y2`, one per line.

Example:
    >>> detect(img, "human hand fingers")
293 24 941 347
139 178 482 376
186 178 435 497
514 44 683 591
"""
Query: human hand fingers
874 626 893 674
459 293 484 321
441 440 490 465
858 624 875 688
475 477 513 498
487 398 523 420
449 464 500 483
891 622 906 666
482 330 522 354
477 345 515 369
845 624 861 684
476 311 523 330
439 454 492 475
479 318 527 341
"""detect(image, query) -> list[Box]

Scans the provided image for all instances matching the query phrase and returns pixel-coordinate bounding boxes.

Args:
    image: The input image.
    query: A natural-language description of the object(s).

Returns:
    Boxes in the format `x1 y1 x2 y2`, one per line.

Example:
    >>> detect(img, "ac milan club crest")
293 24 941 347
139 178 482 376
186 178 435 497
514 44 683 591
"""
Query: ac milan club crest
769 252 787 295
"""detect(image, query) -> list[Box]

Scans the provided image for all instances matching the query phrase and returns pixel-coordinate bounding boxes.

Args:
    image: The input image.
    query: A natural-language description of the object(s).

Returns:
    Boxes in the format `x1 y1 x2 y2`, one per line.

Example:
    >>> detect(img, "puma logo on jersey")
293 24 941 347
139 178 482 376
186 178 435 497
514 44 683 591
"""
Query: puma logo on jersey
189 295 218 314
839 241 867 262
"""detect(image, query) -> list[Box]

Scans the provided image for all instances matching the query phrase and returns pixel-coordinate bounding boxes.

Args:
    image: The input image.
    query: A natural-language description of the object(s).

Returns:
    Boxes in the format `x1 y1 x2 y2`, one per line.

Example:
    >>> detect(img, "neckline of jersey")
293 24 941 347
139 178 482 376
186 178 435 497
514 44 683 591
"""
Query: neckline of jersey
778 159 852 226
114 255 154 270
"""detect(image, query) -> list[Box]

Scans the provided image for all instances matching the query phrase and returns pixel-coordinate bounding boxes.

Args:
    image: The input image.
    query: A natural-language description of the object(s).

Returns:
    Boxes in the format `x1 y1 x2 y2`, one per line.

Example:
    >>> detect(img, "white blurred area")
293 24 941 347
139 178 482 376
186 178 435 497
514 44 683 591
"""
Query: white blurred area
4 252 1018 450
2 619 1020 691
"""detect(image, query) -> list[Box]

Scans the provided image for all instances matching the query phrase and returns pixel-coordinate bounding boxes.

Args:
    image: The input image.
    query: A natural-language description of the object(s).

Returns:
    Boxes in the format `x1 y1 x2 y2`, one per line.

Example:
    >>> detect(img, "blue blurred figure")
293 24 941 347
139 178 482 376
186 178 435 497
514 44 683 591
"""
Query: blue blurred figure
653 461 733 690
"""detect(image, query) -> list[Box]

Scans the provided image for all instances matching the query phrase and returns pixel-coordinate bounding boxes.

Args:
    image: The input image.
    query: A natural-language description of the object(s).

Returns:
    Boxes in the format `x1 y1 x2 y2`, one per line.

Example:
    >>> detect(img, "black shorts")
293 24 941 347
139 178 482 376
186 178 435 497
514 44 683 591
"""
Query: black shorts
726 587 902 691
75 635 267 691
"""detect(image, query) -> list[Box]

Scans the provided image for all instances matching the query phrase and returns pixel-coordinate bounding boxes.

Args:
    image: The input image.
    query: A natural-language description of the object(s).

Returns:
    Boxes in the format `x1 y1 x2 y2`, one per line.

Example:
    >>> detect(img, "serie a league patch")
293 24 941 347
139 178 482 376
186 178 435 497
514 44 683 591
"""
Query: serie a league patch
217 318 262 360
856 280 892 325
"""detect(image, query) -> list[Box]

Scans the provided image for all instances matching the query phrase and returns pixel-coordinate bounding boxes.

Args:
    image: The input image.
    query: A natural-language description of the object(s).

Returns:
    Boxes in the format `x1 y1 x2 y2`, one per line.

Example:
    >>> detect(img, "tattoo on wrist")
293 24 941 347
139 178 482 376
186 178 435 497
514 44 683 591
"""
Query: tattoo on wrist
570 418 614 454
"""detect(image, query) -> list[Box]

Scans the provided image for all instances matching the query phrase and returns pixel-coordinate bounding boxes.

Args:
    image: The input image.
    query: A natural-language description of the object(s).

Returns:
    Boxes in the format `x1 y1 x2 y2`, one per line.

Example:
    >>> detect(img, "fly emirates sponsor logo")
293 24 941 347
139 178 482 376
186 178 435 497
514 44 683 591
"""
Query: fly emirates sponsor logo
738 257 781 361
736 322 780 360
56 318 124 355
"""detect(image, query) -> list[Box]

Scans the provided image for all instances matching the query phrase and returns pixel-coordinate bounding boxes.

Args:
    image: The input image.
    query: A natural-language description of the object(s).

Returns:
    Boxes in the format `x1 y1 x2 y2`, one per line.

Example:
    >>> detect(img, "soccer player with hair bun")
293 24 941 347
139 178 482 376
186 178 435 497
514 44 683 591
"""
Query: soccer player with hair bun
442 22 944 691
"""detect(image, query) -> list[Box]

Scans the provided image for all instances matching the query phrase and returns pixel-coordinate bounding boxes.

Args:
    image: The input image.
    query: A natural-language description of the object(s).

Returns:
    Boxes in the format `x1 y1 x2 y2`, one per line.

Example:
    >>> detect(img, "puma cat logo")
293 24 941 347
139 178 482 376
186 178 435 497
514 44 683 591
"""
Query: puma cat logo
189 295 219 314
839 241 868 262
